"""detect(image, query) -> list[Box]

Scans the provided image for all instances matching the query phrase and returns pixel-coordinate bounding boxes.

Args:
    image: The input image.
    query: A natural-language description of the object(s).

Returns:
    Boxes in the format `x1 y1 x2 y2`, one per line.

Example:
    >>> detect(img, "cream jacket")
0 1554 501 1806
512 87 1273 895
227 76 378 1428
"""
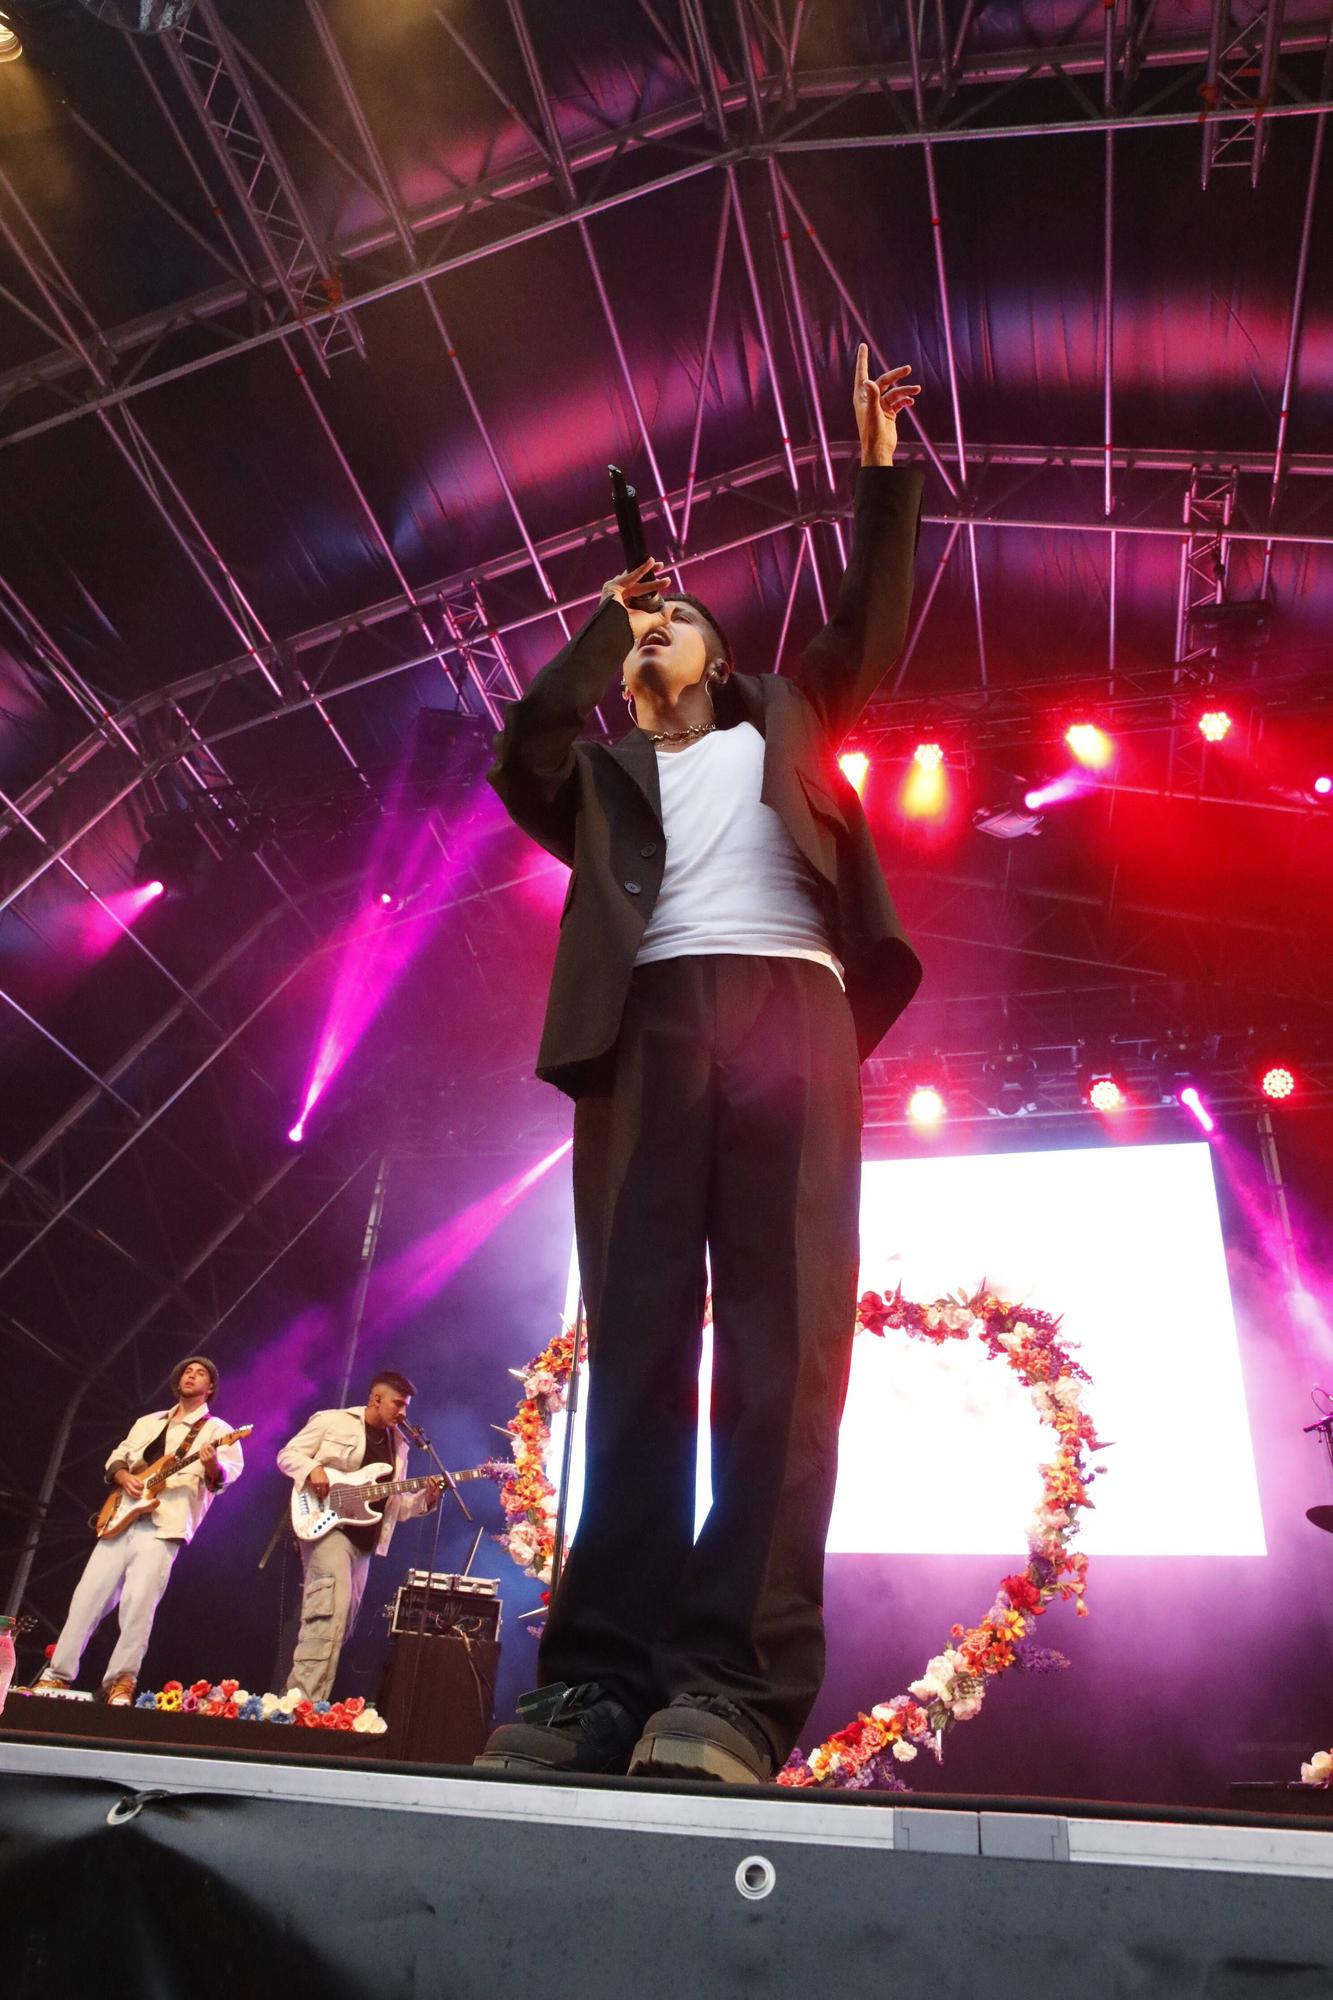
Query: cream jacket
105 1405 245 1544
276 1406 433 1557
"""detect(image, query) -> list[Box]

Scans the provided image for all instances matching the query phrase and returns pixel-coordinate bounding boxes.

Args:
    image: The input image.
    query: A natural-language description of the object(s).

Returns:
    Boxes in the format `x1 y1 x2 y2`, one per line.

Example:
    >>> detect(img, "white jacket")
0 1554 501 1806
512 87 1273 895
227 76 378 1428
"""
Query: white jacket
105 1406 245 1544
276 1406 433 1557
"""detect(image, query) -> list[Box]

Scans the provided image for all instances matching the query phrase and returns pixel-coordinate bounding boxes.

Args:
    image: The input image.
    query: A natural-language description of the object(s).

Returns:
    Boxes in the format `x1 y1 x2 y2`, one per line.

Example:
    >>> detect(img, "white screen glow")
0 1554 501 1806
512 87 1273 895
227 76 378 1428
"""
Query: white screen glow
555 1140 1265 1559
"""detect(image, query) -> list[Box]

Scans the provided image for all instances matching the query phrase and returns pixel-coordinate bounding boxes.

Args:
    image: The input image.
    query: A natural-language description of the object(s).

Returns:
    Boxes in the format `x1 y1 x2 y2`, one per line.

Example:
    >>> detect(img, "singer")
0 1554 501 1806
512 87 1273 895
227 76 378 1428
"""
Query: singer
277 1372 443 1702
480 348 925 1785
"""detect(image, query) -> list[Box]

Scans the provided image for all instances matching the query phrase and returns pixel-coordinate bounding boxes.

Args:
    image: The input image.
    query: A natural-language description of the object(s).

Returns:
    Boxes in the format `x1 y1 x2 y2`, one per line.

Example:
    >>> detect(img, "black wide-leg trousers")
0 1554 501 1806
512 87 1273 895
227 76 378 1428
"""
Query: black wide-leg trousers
538 954 863 1764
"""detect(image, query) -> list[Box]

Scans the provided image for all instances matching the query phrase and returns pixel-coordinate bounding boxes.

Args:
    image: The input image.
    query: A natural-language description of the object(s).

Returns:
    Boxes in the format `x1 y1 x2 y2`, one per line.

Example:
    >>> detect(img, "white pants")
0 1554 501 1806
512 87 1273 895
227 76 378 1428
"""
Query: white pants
50 1517 180 1686
286 1530 371 1702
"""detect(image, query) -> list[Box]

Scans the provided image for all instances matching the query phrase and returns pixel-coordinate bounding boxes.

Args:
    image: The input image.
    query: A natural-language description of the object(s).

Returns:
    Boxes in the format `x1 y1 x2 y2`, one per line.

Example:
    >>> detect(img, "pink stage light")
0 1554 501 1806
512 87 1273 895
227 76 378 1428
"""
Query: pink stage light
143 879 166 900
907 1084 946 1127
1261 1064 1295 1102
1065 723 1113 769
367 1138 573 1330
1198 710 1233 744
838 751 870 797
1179 1085 1216 1134
287 1122 305 1145
1088 1075 1125 1114
1023 773 1090 811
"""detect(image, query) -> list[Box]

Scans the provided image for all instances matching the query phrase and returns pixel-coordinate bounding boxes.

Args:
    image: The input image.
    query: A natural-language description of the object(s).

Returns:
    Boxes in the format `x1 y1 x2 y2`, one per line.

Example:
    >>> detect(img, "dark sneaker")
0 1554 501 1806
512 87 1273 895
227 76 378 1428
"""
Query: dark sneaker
474 1682 642 1776
629 1694 774 1784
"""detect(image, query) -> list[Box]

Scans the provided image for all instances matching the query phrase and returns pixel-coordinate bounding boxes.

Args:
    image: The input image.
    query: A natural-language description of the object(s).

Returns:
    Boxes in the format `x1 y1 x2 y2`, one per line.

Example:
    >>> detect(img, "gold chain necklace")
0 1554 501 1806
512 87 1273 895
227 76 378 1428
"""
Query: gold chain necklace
644 720 717 747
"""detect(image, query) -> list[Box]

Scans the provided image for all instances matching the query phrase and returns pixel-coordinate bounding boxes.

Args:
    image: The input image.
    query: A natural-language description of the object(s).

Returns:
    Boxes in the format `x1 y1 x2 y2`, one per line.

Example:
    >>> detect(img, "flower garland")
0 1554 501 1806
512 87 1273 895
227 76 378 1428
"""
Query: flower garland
1299 1748 1332 1788
779 1285 1104 1790
487 1284 1104 1788
132 1679 388 1733
481 1319 587 1586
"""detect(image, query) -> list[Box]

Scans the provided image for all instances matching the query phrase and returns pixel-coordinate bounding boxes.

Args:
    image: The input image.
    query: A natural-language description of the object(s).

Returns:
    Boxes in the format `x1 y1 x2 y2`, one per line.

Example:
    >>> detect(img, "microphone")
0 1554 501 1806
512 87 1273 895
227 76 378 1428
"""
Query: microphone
609 465 662 611
396 1417 429 1448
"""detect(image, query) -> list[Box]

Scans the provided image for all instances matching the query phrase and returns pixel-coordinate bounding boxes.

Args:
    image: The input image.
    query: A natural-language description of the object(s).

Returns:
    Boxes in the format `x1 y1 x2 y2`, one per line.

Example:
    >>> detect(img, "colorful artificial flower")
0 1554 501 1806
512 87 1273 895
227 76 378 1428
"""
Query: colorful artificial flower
1299 1749 1332 1787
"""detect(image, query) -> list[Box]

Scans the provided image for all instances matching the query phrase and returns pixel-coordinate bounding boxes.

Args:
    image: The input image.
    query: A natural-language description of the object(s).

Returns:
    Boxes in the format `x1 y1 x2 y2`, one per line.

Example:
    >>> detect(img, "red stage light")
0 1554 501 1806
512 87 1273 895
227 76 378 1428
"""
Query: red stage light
1198 710 1233 744
1260 1065 1295 1101
838 751 870 797
907 1085 946 1127
1315 776 1332 798
1088 1075 1125 1114
902 744 947 819
1065 723 1113 769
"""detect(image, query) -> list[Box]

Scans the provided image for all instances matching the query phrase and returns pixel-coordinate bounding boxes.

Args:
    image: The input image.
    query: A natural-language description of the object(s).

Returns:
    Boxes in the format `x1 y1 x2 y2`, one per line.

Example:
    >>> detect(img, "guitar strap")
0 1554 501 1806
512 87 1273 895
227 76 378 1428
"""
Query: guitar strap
154 1414 208 1480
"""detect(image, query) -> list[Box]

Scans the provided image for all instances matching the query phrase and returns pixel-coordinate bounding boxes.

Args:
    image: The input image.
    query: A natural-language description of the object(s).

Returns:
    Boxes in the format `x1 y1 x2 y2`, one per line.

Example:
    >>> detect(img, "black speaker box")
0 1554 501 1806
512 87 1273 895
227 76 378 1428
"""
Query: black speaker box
378 1632 499 1765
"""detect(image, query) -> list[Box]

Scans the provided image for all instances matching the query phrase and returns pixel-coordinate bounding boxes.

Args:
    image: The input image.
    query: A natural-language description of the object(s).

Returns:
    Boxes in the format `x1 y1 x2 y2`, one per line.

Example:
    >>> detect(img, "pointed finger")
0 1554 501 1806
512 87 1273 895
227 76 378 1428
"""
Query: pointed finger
854 342 869 391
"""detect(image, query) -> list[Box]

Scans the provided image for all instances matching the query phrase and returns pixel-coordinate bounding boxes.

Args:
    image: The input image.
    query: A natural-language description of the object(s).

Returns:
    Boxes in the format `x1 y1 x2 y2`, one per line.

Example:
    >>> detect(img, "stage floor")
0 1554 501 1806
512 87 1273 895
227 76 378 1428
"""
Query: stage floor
3 1717 1332 1998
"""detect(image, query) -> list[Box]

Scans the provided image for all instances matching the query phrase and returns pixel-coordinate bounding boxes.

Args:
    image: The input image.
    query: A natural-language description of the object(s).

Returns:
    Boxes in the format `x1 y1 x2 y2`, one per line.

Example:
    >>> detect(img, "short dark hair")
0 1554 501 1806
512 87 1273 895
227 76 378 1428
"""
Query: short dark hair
369 1369 416 1399
664 592 734 670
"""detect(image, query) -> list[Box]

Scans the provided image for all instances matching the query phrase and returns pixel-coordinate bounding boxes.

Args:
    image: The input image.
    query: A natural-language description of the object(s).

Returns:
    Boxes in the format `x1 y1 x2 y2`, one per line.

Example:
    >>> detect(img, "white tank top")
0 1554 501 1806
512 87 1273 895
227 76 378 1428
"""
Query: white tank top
634 722 843 982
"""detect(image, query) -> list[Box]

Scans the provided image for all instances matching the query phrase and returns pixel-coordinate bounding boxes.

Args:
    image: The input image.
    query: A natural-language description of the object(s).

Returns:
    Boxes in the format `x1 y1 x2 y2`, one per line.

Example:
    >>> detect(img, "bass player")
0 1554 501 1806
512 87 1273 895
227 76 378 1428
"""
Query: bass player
278 1370 443 1701
30 1355 245 1706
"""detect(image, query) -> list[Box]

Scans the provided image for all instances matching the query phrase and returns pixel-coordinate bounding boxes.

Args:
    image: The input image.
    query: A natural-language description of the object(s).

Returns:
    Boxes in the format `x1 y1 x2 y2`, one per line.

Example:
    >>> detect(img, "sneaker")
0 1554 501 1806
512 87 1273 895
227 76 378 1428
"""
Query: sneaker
101 1673 137 1707
629 1694 774 1785
474 1682 642 1776
27 1670 72 1696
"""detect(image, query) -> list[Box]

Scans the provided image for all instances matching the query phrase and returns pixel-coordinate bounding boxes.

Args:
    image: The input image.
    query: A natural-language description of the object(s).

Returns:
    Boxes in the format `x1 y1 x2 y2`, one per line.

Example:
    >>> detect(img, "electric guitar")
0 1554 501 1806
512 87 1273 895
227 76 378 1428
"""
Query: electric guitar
289 1461 488 1543
93 1426 253 1541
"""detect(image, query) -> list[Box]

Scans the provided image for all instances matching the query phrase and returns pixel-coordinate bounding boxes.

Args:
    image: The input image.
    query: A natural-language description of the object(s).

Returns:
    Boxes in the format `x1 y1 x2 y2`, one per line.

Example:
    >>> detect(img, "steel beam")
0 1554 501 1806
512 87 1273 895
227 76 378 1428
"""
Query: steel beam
2 48 1330 450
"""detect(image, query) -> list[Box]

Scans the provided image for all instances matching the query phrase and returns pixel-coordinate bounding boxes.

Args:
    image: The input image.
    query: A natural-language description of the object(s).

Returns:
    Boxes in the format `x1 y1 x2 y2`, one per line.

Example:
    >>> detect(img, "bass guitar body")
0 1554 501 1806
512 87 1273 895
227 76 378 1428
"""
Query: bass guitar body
290 1461 396 1543
289 1462 485 1543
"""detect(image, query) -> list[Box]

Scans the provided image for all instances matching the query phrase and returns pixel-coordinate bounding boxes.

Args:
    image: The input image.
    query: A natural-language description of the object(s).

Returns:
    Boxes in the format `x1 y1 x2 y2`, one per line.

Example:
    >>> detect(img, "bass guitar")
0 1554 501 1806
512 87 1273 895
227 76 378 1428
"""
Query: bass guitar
93 1425 253 1541
290 1461 488 1543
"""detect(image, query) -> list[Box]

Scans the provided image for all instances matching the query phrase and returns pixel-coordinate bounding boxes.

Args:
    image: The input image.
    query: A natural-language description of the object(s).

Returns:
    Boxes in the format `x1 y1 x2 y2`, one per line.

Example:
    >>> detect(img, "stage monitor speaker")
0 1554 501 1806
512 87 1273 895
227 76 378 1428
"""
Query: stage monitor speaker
379 1632 499 1766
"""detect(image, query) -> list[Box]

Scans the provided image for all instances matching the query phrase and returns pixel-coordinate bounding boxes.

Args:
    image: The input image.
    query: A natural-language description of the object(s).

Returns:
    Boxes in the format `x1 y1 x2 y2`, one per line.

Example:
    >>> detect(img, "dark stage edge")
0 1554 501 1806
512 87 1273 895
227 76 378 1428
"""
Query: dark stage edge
2 1722 1332 2000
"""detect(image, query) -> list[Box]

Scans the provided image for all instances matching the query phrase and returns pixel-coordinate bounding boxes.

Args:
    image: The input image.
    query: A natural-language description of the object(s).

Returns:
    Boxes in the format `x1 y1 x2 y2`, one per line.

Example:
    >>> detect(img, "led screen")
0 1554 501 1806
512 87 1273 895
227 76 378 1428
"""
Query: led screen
554 1140 1265 1559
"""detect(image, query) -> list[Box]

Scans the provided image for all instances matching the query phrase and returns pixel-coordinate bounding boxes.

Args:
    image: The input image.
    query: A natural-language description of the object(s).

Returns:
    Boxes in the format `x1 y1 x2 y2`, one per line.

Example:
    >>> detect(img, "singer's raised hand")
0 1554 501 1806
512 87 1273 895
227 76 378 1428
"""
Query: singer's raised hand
854 344 921 468
601 557 669 611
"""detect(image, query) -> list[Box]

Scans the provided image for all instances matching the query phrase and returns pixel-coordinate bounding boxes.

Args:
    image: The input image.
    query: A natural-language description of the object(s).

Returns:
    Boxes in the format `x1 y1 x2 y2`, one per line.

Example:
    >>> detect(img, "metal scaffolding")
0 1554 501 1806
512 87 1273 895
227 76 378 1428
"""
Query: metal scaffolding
1 0 1331 1618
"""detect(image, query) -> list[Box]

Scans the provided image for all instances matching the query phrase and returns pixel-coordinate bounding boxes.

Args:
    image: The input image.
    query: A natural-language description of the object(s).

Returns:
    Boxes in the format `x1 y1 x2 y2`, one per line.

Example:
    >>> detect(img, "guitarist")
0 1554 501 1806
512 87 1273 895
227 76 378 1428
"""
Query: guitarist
278 1371 443 1702
30 1356 244 1706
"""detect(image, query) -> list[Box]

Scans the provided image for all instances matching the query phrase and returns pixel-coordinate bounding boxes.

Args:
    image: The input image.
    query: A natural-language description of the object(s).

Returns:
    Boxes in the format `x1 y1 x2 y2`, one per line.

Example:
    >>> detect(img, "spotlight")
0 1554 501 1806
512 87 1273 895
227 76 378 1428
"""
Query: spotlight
1198 709 1233 744
1178 1085 1216 1134
134 812 205 899
907 1084 946 1127
0 12 21 63
1065 723 1113 769
838 751 870 797
1260 1064 1296 1102
144 879 166 900
902 742 948 819
376 889 402 911
287 1122 305 1145
1315 776 1332 798
1088 1075 1125 1114
1024 772 1095 812
982 1046 1039 1117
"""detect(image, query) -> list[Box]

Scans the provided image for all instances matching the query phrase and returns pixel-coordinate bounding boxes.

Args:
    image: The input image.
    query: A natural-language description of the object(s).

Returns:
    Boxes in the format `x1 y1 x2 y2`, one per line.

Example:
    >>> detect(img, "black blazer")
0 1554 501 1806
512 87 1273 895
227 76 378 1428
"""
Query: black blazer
489 465 926 1098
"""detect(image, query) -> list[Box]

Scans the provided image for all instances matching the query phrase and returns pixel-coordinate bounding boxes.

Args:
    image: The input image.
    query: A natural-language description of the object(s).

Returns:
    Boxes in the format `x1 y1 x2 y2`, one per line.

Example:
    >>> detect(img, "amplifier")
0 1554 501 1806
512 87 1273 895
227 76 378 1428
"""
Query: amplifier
391 1572 502 1641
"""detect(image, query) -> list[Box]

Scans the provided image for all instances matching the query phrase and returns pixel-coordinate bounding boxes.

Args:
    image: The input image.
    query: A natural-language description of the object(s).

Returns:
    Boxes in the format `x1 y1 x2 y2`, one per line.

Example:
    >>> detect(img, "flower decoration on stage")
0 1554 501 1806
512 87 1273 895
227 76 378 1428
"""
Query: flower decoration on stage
479 1318 588 1587
779 1284 1106 1791
133 1680 387 1732
1299 1748 1332 1788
